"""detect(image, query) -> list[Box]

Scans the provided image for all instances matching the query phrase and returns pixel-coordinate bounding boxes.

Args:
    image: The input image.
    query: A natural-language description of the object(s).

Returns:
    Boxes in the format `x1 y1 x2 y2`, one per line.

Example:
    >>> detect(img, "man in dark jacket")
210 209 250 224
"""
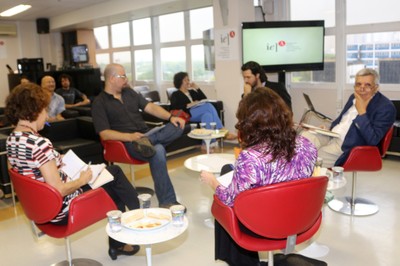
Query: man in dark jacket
241 61 292 110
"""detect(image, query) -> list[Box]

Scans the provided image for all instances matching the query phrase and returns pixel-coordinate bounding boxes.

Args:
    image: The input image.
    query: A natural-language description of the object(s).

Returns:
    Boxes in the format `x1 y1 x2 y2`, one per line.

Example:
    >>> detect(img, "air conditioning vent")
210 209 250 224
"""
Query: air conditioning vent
0 23 17 36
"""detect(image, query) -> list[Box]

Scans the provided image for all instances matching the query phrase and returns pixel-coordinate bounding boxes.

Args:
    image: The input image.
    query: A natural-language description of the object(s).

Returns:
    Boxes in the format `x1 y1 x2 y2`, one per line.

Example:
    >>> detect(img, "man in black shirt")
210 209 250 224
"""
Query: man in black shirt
241 61 292 110
92 63 186 209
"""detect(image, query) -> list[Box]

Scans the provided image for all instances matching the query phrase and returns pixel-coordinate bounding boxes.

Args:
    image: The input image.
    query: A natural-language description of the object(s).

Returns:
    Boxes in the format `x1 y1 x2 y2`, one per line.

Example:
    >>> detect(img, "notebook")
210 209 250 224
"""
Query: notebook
303 93 333 121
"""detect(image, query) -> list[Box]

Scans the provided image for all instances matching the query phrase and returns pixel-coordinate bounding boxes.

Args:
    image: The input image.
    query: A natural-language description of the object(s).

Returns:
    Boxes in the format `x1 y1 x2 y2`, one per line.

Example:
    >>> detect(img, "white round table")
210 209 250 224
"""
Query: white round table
187 130 227 154
106 208 188 266
184 153 235 173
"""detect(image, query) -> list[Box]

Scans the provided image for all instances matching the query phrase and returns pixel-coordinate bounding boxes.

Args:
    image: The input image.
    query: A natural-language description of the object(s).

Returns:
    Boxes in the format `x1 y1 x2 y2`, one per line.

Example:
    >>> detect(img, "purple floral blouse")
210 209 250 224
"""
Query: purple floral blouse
215 135 317 207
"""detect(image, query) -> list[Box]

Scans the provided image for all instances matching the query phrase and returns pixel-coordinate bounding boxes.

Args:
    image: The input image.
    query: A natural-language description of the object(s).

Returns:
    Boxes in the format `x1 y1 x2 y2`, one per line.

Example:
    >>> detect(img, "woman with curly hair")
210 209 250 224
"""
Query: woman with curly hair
5 83 141 261
200 87 317 266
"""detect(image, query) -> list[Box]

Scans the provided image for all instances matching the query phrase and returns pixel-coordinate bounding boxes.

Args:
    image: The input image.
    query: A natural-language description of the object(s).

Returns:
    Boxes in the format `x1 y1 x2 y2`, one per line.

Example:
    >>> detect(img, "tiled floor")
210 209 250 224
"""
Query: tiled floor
1 144 399 266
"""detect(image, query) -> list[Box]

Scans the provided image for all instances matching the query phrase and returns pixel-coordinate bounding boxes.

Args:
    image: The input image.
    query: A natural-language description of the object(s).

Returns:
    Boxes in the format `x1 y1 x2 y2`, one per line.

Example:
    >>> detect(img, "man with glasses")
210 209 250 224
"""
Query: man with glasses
92 63 186 210
301 68 396 167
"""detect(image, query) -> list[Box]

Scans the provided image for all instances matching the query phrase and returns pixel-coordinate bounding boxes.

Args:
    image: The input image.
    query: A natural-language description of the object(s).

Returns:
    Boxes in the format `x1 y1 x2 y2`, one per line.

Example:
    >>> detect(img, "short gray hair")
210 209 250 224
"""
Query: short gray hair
356 68 380 85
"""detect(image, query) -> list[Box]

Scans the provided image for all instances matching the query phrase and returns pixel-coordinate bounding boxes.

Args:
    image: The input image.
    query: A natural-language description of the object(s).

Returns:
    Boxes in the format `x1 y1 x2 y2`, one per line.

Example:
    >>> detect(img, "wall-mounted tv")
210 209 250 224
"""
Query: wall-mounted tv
71 44 89 64
242 20 325 73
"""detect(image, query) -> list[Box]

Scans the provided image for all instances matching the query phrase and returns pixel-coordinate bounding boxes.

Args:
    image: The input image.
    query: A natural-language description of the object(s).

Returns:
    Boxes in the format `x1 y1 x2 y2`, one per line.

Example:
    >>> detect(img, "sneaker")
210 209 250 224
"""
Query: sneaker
132 137 156 158
159 201 187 213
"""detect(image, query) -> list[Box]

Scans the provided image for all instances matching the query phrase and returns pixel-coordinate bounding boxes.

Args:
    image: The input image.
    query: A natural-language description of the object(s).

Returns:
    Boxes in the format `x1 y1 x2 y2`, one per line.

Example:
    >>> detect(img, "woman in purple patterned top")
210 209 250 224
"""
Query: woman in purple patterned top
200 87 317 266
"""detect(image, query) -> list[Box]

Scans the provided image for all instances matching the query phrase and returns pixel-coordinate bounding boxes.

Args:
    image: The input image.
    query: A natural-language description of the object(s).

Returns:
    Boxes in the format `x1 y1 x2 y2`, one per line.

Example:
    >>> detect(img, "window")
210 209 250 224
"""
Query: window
190 7 213 39
94 26 109 49
95 6 214 86
133 18 152 46
347 32 400 83
113 51 132 80
347 0 400 25
95 53 110 74
134 50 154 81
290 0 335 27
160 47 186 81
191 45 214 81
159 12 185 43
111 22 130 48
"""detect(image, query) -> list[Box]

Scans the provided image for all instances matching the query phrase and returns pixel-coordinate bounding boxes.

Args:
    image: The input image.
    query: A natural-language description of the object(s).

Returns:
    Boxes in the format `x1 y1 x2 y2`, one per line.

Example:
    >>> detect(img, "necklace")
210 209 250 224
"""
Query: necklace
18 124 38 134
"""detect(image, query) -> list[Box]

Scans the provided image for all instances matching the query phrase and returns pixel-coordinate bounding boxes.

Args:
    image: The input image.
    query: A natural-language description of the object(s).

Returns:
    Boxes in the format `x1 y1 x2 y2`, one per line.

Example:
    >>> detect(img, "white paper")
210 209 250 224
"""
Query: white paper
217 170 233 187
61 150 113 189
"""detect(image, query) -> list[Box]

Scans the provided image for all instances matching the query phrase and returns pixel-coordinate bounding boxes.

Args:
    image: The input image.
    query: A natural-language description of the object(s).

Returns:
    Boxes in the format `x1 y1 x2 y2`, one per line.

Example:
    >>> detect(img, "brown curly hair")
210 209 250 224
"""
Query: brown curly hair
235 87 296 162
5 83 51 125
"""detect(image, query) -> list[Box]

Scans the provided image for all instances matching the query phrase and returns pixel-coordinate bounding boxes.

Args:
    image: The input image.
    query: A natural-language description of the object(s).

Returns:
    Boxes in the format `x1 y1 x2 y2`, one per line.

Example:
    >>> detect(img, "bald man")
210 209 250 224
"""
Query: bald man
41 75 65 122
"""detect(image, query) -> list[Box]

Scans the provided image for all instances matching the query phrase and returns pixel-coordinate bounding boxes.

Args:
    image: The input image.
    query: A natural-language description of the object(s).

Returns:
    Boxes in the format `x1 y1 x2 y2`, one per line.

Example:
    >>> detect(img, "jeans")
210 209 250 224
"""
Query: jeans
189 103 223 129
124 122 183 205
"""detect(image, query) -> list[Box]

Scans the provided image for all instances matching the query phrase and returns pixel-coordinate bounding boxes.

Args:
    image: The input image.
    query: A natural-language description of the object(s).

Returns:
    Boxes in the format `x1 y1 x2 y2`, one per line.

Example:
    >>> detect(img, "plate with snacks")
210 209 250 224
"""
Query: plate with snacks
121 208 171 231
190 128 213 137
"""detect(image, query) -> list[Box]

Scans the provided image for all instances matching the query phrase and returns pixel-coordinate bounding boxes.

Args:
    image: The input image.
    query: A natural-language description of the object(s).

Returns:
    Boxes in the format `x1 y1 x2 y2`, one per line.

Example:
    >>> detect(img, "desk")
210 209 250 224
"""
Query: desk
187 130 227 154
106 208 188 266
184 153 235 173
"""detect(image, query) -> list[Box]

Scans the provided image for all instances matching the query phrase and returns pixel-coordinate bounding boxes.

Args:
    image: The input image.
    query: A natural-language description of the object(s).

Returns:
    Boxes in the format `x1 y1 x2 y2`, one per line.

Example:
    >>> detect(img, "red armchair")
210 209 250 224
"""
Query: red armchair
101 139 154 195
9 169 117 265
211 176 328 266
328 126 394 216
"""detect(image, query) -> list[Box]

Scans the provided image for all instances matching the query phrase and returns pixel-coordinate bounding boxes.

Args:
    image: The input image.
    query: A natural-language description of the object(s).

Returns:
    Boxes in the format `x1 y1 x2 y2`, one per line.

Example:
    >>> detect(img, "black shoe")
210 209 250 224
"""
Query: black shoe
108 245 140 260
132 137 156 158
159 201 187 213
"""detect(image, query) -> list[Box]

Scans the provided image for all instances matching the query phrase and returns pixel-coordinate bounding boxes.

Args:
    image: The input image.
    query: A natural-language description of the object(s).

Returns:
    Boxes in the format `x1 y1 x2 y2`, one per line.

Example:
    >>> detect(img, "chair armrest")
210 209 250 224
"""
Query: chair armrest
211 195 241 238
101 139 147 165
343 146 382 172
67 188 117 234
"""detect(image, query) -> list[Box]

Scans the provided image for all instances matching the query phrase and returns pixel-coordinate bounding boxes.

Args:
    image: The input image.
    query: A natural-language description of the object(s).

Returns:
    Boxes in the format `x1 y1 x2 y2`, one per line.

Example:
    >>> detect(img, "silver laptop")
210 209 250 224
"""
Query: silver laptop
303 93 332 121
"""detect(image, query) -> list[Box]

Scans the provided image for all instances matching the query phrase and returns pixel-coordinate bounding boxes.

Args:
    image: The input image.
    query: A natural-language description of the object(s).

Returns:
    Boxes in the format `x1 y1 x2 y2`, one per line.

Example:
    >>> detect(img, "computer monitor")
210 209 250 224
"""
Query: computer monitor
71 44 89 64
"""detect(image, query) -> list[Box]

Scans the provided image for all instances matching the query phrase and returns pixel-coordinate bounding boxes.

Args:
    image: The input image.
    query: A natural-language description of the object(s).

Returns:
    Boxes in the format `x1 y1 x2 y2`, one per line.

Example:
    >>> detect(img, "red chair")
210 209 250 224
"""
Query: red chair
328 126 394 216
8 169 117 265
211 176 328 266
101 139 154 195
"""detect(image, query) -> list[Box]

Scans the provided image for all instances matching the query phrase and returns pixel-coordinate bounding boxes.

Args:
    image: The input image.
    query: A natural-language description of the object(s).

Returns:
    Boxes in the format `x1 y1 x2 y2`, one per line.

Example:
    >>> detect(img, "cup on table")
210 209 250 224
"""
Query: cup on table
107 210 122 233
199 122 206 129
210 122 218 133
190 123 197 131
331 166 344 182
170 205 185 227
138 193 152 209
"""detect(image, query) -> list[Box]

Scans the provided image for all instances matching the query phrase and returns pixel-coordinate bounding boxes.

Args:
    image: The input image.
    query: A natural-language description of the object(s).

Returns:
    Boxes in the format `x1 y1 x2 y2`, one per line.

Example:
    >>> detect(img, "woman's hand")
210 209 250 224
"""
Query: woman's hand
187 101 199 108
200 170 220 190
79 167 93 185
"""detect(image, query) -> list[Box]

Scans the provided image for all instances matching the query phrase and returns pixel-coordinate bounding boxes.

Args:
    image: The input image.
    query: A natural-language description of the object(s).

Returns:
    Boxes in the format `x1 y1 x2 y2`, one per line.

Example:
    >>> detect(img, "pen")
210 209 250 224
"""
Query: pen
45 122 51 127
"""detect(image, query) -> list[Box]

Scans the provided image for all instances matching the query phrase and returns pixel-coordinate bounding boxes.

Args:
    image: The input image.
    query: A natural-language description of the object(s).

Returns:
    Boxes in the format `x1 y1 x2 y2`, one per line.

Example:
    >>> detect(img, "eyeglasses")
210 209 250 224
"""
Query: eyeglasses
354 82 376 90
115 74 127 80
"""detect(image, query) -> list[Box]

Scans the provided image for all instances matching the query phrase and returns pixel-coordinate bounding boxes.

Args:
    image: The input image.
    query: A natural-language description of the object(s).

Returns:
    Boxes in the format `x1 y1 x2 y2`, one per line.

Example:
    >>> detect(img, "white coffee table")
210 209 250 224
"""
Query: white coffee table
106 208 188 266
188 130 227 154
184 153 235 173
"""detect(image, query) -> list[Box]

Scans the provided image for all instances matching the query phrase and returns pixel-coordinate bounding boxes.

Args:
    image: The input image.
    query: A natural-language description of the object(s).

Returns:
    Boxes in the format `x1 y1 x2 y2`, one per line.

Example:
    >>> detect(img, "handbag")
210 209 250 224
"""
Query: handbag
170 109 191 123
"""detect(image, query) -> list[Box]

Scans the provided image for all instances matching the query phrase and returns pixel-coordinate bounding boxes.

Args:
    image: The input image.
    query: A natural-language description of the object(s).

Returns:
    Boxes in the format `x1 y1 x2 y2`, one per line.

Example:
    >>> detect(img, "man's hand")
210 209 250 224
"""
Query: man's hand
170 116 185 129
129 132 145 142
243 84 252 96
354 92 371 115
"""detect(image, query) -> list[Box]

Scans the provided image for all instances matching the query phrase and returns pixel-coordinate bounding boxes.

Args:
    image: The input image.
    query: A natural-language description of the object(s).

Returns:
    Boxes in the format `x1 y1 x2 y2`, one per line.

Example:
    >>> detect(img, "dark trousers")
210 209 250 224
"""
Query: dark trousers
101 165 139 249
214 164 260 266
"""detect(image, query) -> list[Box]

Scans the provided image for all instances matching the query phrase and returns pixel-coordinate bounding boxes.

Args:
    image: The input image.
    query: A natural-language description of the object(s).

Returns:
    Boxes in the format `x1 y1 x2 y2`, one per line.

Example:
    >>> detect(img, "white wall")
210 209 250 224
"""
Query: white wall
0 21 64 107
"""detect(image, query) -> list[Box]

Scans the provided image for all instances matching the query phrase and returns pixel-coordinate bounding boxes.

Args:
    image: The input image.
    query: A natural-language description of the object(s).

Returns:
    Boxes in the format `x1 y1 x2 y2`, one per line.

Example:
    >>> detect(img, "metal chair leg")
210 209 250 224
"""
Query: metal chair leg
328 172 378 216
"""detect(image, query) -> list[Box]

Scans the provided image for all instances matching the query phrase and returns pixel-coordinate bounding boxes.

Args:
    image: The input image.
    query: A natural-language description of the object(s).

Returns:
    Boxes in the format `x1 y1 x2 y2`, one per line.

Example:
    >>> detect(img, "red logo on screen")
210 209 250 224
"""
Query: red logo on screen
278 40 286 46
230 31 235 38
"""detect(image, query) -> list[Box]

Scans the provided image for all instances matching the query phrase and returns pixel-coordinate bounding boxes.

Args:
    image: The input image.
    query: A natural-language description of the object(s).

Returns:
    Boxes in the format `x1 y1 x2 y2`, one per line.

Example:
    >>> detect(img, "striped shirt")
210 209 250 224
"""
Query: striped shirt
7 131 82 223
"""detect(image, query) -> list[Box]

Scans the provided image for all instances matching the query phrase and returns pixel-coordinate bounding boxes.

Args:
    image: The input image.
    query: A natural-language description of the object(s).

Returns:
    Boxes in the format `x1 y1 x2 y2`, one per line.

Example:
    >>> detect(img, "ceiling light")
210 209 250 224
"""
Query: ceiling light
0 4 32 17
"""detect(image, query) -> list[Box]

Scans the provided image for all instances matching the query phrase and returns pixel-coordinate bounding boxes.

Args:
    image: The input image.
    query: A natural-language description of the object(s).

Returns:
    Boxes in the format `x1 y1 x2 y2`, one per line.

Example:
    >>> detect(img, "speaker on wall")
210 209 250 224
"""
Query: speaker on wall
36 18 49 34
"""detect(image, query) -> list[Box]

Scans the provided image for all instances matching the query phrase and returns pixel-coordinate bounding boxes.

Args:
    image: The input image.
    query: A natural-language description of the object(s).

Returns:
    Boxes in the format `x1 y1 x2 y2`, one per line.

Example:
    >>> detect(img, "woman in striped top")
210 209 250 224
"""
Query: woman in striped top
5 83 141 261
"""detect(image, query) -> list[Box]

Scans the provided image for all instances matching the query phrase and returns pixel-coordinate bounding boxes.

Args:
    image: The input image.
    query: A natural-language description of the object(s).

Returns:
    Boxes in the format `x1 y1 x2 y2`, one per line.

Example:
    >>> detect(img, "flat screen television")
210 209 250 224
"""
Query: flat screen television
242 20 325 73
71 44 89 64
